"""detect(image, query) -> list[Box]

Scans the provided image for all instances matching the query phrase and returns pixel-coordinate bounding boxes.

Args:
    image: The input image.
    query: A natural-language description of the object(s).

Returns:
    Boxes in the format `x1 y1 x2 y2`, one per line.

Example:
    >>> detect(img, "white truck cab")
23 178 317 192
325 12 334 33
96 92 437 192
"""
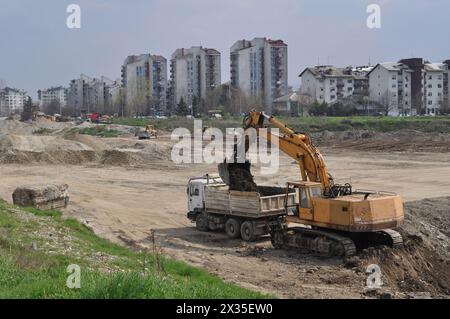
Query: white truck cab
187 174 224 213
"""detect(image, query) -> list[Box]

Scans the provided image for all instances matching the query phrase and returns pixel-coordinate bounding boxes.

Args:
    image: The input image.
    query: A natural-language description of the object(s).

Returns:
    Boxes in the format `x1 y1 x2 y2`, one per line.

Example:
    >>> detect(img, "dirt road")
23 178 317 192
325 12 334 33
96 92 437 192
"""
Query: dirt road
1 148 449 298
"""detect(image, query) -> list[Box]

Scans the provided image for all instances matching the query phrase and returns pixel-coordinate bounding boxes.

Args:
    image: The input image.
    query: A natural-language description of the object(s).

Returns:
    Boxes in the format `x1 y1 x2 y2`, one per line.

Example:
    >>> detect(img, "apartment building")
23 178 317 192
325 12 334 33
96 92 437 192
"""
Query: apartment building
37 86 67 111
444 60 450 110
121 54 168 115
230 38 288 113
350 66 374 97
67 74 93 112
0 87 27 116
169 46 221 109
423 63 446 115
299 66 355 104
368 62 413 116
67 74 119 114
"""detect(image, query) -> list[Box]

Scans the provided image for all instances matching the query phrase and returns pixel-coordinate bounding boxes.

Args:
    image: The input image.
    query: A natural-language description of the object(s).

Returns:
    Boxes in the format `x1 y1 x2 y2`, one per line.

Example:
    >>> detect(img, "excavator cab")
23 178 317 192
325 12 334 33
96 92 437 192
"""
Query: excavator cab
285 181 323 222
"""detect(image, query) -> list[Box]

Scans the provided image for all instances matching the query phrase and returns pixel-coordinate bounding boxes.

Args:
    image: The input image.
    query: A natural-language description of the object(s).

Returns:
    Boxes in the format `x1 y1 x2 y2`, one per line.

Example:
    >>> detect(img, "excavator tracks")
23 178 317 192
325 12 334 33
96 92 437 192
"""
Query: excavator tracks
271 227 357 257
271 227 404 258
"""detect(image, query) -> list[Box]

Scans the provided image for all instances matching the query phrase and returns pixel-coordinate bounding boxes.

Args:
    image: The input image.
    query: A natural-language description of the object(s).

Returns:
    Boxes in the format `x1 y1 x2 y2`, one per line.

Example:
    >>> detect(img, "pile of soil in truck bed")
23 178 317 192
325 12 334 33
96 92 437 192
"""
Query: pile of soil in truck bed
226 163 258 192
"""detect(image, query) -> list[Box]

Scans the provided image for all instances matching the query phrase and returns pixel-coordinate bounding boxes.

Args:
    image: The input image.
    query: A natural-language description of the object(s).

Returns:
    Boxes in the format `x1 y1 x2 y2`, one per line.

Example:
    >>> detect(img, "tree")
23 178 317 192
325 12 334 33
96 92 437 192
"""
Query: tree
21 97 35 122
176 97 190 116
192 95 200 117
379 90 396 116
309 101 328 116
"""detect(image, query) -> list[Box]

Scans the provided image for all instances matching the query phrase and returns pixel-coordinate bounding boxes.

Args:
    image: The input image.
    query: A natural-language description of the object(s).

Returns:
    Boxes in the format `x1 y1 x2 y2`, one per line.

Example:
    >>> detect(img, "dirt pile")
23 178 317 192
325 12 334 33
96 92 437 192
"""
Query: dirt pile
315 130 450 153
0 118 74 135
0 133 171 166
357 197 450 298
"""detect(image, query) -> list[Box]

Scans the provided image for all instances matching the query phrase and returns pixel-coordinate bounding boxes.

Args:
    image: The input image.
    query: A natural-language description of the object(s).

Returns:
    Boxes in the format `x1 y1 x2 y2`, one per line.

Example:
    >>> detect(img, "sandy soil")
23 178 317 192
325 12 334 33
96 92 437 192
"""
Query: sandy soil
0 118 449 298
0 146 449 298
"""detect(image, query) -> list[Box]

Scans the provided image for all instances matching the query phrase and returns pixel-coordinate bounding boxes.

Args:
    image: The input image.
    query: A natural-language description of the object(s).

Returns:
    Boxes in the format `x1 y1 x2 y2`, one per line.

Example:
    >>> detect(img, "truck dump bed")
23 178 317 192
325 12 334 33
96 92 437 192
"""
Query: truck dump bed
204 185 295 218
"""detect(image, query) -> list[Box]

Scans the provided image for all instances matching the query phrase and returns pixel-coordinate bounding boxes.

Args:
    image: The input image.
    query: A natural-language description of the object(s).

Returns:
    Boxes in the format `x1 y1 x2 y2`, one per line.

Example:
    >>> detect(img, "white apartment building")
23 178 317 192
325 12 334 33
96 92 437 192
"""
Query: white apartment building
423 63 446 115
121 54 168 115
299 66 355 104
169 47 221 108
368 62 413 116
230 38 288 113
0 87 27 116
37 86 67 111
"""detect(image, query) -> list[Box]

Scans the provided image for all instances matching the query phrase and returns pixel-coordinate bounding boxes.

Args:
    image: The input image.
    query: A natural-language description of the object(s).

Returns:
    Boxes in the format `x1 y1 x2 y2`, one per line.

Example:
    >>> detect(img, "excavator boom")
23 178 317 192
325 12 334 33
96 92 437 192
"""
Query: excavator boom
242 111 332 194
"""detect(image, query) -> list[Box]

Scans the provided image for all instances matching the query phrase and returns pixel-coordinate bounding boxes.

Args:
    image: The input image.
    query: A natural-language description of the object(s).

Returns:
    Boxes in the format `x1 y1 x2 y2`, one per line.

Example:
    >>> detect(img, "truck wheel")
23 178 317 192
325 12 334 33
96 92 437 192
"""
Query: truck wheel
195 214 209 232
240 221 257 242
225 218 241 239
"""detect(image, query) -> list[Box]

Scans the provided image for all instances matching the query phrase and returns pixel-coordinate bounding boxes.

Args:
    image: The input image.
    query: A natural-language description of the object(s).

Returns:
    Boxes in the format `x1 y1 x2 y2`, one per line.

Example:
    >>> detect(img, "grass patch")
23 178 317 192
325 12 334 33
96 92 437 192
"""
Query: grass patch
112 115 450 134
0 203 267 299
33 128 57 135
74 126 120 138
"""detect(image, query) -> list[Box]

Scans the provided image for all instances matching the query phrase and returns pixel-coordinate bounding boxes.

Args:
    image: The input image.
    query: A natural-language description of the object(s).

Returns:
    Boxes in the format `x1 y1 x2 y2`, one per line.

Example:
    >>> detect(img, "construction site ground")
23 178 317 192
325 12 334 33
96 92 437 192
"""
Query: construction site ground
0 118 449 299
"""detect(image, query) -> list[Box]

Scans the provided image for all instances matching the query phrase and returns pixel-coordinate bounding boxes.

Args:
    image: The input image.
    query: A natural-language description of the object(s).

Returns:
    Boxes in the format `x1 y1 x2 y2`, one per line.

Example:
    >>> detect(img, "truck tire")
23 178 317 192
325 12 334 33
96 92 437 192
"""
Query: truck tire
225 218 241 239
240 221 257 242
195 213 209 232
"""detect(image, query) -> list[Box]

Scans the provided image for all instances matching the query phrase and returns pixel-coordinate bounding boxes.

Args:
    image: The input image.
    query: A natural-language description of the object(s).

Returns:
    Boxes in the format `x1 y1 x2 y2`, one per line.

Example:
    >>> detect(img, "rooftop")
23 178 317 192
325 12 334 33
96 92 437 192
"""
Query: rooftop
299 66 354 78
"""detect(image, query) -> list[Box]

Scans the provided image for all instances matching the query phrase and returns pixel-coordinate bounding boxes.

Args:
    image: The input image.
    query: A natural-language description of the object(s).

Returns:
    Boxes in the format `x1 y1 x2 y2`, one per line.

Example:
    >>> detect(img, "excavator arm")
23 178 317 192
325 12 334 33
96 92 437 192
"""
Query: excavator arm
242 111 332 193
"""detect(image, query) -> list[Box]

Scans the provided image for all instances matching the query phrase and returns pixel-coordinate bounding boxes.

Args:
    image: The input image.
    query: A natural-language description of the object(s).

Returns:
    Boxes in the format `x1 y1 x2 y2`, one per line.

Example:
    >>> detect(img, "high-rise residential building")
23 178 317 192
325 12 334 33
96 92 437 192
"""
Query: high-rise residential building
169 46 221 109
230 38 288 113
368 62 413 116
37 86 67 112
67 74 119 114
299 66 355 104
121 54 167 115
0 87 27 116
423 63 446 115
67 74 93 112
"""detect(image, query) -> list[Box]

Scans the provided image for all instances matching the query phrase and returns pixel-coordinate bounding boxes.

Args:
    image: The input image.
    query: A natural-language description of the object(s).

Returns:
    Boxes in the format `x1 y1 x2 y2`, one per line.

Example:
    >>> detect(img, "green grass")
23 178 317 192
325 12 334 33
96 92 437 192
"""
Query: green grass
112 115 450 134
0 202 267 299
72 126 120 138
33 128 57 135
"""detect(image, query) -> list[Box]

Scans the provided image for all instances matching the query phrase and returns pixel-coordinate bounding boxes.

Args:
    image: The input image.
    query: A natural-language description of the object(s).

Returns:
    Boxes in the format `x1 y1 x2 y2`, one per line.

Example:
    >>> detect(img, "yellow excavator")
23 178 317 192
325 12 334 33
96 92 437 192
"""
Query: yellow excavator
219 111 404 257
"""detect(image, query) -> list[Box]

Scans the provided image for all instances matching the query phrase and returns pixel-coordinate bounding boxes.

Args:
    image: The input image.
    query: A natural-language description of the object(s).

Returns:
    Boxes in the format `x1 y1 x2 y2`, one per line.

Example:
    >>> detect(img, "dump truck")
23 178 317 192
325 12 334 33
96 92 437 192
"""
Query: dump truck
187 174 295 241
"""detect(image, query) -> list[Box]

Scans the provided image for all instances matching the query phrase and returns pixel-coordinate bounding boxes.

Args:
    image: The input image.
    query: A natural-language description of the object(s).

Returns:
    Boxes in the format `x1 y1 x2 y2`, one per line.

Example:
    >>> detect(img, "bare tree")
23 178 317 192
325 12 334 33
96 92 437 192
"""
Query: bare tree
379 90 397 116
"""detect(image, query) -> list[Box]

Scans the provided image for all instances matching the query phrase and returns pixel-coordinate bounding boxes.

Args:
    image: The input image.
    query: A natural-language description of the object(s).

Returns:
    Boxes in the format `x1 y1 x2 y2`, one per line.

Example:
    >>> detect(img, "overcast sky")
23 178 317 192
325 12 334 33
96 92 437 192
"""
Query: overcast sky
0 0 449 99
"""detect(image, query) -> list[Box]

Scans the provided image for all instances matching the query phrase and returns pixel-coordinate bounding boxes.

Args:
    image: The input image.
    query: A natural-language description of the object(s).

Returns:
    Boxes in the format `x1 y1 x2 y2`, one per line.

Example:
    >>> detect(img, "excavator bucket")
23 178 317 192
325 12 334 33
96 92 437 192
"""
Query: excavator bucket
218 161 257 192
